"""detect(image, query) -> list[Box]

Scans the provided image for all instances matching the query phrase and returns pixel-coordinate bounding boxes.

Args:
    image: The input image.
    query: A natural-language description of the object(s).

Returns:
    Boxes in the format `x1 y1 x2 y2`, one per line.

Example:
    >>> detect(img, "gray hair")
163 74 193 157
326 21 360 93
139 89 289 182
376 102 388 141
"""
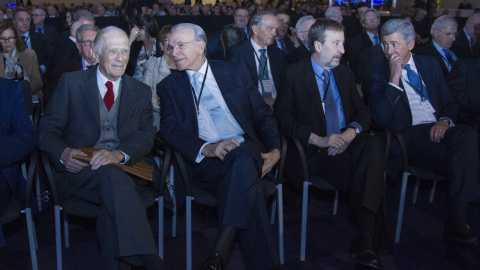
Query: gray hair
430 15 457 36
381 19 415 44
308 18 344 49
171 23 207 43
34 8 46 16
360 8 380 24
76 24 100 42
295 15 315 36
94 26 127 55
325 6 341 19
248 11 275 37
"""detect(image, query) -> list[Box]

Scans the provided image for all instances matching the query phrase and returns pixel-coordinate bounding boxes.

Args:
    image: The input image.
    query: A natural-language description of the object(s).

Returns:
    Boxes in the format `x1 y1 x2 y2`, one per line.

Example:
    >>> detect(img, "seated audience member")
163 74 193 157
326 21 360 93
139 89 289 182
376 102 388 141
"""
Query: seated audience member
4 7 13 20
44 24 100 106
357 43 386 88
0 21 43 102
270 11 297 53
364 19 480 269
39 26 168 270
31 8 59 51
345 2 369 40
158 22 281 270
447 58 480 126
325 6 343 23
348 8 381 81
127 14 162 81
105 3 118 16
287 15 315 64
0 78 36 270
95 4 106 17
458 0 473 10
142 25 176 131
209 24 243 60
415 15 458 78
47 5 60 18
56 10 95 61
274 19 386 270
226 11 287 109
452 13 480 59
64 11 73 30
234 7 251 40
411 8 431 46
13 8 54 84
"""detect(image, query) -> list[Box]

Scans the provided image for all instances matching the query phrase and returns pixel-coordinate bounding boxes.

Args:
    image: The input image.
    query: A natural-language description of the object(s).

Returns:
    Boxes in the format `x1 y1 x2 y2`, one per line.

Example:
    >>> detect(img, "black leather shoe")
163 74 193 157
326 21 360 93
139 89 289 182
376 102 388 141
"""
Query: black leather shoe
349 236 384 270
201 253 223 270
446 243 480 270
444 223 479 247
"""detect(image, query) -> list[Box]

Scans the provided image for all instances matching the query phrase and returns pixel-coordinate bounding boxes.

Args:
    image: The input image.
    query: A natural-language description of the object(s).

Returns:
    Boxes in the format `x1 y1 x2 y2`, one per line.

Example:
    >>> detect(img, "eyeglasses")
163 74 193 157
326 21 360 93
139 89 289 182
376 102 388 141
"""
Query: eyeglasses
365 16 378 22
0 37 15 43
105 48 130 57
166 40 195 53
80 40 94 46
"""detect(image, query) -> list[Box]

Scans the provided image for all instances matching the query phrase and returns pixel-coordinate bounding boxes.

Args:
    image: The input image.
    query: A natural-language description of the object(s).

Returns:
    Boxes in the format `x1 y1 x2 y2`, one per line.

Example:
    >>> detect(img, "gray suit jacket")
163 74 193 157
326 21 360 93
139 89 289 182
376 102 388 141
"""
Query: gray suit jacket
39 67 155 171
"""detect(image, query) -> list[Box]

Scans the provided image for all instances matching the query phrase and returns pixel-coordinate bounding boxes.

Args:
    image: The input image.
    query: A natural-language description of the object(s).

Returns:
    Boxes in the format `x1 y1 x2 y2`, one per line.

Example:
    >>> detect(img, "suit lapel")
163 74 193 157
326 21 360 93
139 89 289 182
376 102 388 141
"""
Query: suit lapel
413 55 439 111
80 69 100 126
176 71 199 134
267 47 281 88
244 42 259 82
117 76 137 128
383 59 410 106
301 60 326 126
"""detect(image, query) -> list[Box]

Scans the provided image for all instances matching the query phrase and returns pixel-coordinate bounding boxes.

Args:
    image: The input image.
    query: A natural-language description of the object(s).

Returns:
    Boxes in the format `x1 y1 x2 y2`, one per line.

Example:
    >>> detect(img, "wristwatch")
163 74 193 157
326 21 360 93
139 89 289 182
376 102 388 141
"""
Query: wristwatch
439 117 452 126
347 125 360 134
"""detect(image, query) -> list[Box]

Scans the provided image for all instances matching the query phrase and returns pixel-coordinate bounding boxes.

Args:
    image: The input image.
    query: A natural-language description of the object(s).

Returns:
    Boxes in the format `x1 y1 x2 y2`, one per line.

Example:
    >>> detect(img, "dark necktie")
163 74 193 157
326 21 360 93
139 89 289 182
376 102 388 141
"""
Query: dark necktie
442 49 454 65
258 49 272 98
373 35 379 46
21 35 27 45
37 27 43 34
86 65 95 69
104 81 114 111
243 27 249 40
321 70 340 135
278 39 287 53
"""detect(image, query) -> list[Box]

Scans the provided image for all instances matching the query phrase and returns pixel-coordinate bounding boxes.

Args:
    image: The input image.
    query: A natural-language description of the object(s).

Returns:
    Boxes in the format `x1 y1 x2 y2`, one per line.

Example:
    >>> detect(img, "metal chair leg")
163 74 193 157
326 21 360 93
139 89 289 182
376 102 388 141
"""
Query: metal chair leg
412 177 420 204
25 208 38 270
186 196 193 270
300 181 310 261
63 213 69 248
277 184 284 265
55 205 63 270
395 172 409 243
158 196 164 259
169 165 176 238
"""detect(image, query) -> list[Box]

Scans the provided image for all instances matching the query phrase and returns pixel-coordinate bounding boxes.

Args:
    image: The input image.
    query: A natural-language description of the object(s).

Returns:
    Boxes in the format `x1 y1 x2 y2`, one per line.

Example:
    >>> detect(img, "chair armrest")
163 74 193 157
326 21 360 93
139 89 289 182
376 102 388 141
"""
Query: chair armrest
24 149 38 207
41 151 61 206
280 133 310 183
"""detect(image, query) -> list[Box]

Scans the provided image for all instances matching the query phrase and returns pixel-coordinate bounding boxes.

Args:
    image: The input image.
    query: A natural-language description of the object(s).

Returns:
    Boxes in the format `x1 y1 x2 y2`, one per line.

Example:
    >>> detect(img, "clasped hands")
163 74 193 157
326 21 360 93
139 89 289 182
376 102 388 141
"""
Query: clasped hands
310 128 357 156
61 147 124 173
201 138 281 178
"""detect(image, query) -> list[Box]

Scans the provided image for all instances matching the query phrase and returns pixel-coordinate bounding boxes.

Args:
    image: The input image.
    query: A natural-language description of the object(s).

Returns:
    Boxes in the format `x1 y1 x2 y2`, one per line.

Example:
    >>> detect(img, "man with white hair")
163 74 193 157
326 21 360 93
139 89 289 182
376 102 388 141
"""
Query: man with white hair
452 13 480 59
39 26 168 270
325 6 343 23
158 23 281 270
415 15 458 77
287 15 315 64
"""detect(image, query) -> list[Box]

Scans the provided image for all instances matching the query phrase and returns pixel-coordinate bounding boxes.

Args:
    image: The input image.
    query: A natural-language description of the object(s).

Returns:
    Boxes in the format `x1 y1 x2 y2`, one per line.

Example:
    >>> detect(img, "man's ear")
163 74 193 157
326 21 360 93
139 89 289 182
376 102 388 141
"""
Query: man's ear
407 39 415 51
314 40 322 53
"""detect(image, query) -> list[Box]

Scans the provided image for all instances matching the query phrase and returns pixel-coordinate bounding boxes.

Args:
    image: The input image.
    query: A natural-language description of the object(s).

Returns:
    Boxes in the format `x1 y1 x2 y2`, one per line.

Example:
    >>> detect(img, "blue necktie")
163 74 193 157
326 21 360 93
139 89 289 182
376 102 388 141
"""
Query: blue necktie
404 64 430 102
278 38 288 53
321 70 340 135
373 35 379 45
258 49 272 98
243 27 249 39
193 72 244 143
442 49 454 65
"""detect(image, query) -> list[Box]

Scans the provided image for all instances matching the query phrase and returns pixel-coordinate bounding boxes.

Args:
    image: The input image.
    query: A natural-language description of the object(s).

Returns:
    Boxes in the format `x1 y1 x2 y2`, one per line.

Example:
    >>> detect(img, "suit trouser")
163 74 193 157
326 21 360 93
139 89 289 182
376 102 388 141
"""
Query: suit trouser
401 124 480 206
57 165 157 270
307 133 386 214
192 140 279 269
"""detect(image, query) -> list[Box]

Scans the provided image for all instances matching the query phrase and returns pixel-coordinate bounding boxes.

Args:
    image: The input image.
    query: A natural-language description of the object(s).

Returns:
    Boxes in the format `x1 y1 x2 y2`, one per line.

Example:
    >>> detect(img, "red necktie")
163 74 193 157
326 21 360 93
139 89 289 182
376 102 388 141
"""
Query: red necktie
86 65 95 69
104 81 114 111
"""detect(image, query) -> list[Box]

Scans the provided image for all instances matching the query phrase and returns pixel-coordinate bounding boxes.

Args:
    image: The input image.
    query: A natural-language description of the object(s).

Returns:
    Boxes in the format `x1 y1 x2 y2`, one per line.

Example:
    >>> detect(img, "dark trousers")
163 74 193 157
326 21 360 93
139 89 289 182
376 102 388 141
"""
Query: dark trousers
401 124 480 205
57 165 157 270
307 133 386 214
192 140 279 269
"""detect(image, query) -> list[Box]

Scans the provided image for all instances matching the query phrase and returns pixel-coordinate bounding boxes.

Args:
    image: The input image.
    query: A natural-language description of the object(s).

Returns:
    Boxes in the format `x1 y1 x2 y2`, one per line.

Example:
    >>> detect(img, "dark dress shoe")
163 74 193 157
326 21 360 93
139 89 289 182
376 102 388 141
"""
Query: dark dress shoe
349 236 384 270
446 243 480 270
201 253 223 270
444 223 479 247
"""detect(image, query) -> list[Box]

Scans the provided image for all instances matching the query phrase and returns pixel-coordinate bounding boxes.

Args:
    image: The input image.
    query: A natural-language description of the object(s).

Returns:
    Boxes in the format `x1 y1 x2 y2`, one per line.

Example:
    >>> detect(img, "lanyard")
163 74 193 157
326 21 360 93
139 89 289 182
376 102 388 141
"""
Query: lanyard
191 65 209 115
253 49 268 80
401 73 426 101
314 71 331 102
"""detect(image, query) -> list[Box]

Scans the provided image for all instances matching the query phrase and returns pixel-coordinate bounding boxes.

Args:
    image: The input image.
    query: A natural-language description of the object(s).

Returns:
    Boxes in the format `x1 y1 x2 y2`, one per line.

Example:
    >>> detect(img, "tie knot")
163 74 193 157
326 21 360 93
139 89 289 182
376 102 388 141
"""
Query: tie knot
105 81 113 91
322 69 330 81
404 64 412 72
86 64 95 69
193 72 202 82
259 48 266 56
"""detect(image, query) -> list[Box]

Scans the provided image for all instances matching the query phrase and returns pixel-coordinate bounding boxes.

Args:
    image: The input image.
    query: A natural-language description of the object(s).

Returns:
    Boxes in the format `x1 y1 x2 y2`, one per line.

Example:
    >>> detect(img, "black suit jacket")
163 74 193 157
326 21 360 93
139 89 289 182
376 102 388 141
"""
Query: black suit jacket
44 56 83 106
357 44 386 86
226 40 287 91
364 55 457 132
158 60 280 165
55 32 80 61
274 59 370 146
125 39 162 77
30 24 58 51
29 30 55 74
414 41 451 78
287 44 310 64
39 67 155 171
447 58 480 118
452 29 474 59
347 32 374 79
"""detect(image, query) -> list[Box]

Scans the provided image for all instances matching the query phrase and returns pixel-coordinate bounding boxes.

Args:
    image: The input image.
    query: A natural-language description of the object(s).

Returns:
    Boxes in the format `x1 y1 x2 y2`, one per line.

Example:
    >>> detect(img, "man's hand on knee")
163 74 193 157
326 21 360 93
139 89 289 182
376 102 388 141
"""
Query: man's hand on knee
61 147 89 173
202 139 240 161
90 149 124 170
261 149 280 178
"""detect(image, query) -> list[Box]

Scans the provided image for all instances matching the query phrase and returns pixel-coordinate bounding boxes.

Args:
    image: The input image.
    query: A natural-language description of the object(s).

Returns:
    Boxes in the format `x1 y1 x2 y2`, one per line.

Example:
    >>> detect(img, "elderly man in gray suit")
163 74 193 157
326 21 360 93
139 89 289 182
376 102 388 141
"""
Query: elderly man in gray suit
38 26 167 270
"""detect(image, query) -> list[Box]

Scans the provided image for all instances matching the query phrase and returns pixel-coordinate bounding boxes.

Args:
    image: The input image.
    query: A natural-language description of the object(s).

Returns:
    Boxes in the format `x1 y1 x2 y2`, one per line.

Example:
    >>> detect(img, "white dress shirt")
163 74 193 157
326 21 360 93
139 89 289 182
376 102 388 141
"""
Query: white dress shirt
250 39 277 98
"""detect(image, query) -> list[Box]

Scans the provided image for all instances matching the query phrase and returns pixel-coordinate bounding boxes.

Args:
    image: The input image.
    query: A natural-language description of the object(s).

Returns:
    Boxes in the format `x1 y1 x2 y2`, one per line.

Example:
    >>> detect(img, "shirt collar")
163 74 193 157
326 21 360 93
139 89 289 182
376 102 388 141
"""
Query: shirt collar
250 38 266 51
97 66 122 88
405 53 418 71
186 58 208 82
310 56 327 77
463 28 472 41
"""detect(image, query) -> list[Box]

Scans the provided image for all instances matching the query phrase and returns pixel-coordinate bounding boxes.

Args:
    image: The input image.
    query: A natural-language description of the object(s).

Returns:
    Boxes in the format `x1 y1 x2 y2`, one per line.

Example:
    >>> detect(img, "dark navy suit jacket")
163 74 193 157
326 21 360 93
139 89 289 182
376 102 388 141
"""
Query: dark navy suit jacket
225 40 287 91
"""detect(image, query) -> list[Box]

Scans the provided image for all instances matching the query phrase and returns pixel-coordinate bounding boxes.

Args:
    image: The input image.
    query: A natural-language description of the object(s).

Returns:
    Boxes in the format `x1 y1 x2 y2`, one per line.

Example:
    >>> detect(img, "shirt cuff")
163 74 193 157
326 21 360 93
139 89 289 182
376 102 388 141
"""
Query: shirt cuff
40 65 46 74
388 82 403 91
349 121 364 132
195 142 210 163
69 36 76 43
118 150 130 164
